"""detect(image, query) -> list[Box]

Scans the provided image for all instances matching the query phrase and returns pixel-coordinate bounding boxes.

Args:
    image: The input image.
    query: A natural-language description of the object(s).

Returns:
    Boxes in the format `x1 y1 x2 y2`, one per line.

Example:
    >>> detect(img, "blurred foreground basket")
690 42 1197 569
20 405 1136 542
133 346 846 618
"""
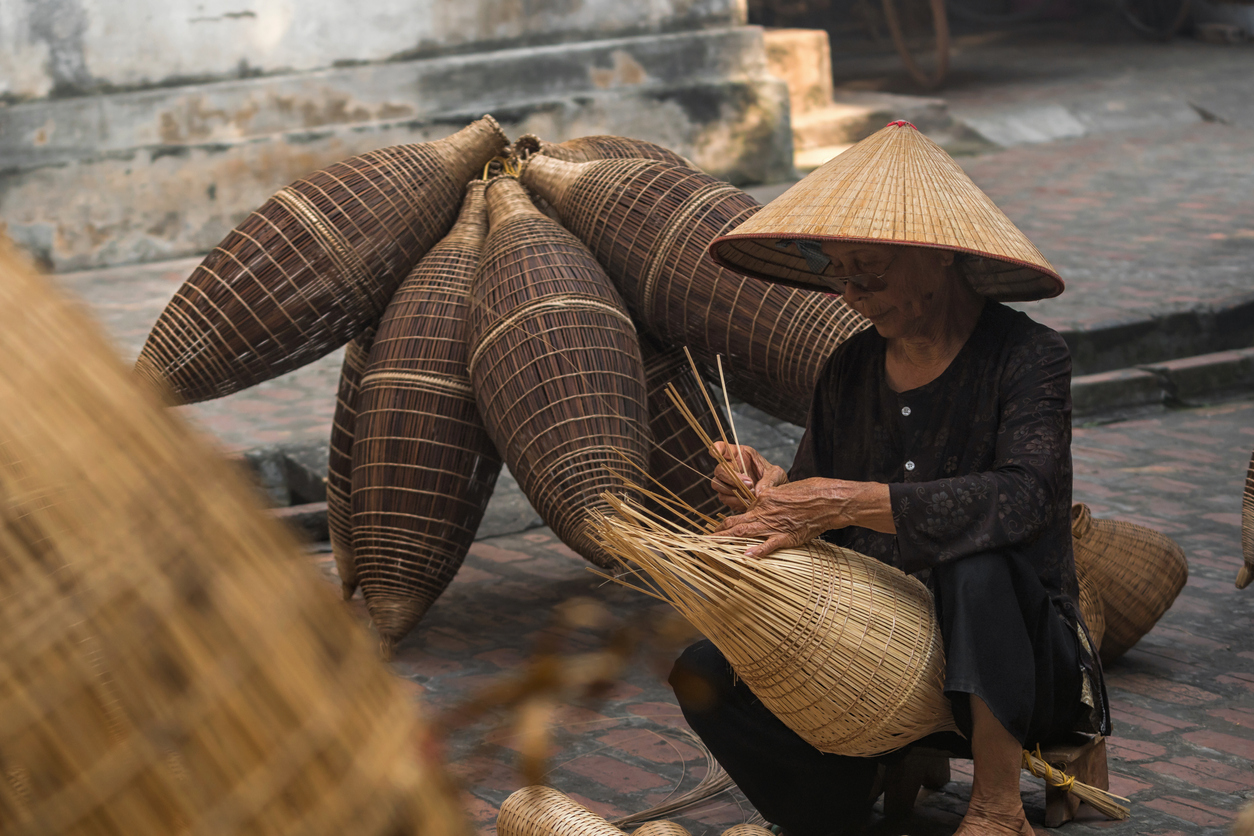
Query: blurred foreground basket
0 238 465 836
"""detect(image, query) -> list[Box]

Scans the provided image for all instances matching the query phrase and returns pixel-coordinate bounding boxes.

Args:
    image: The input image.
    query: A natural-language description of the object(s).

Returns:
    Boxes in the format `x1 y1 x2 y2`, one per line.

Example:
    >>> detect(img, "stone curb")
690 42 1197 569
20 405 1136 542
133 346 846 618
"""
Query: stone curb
1072 346 1254 420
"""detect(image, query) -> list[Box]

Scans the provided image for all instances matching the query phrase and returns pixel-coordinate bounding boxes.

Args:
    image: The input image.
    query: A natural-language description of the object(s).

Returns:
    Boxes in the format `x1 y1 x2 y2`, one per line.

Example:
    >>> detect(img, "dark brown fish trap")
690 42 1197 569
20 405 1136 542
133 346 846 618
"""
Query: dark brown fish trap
468 177 649 568
327 327 375 599
641 337 725 525
514 133 693 168
134 115 508 404
1071 503 1188 664
0 239 467 836
352 181 502 657
520 155 868 426
1240 448 1253 589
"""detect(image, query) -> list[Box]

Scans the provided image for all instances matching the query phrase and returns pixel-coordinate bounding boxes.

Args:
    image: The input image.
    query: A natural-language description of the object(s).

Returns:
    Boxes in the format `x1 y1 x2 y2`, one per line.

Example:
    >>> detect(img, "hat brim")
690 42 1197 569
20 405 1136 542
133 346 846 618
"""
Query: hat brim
708 233 1065 303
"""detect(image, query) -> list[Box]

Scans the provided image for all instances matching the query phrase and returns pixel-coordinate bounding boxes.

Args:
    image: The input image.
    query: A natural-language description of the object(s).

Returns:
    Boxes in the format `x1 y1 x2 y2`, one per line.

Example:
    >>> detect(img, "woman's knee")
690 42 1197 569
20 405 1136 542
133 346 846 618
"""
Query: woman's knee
669 639 733 714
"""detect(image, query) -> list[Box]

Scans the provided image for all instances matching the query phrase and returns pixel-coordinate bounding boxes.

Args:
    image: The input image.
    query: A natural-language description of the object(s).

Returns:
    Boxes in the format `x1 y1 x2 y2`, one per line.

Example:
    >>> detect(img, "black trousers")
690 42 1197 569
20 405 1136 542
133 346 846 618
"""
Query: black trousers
669 552 1083 836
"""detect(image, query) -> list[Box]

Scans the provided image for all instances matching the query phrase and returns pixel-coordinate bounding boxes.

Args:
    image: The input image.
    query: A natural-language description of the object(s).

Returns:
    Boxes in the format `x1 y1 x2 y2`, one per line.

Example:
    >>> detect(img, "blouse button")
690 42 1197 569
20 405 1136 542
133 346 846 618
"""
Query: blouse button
905 460 916 471
901 406 911 417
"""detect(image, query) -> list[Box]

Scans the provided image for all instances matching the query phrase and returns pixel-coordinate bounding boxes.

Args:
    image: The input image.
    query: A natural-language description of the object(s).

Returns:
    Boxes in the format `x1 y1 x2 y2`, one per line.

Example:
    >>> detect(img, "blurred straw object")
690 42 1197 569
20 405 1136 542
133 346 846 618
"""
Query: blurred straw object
1234 799 1254 836
135 115 507 404
498 786 626 836
327 327 375 598
467 177 649 567
1239 448 1253 588
1070 503 1188 664
352 180 501 657
520 154 867 425
0 237 467 836
515 133 695 168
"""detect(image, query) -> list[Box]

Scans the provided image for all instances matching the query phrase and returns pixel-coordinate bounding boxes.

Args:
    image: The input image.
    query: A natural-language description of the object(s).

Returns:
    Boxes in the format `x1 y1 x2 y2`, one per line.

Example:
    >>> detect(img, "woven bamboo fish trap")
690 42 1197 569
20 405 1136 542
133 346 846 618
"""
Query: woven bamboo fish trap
1070 503 1188 664
722 826 774 836
1240 448 1254 589
641 338 725 525
591 495 957 757
515 133 693 168
1076 562 1106 653
498 786 625 836
327 327 375 598
0 238 468 836
468 177 649 568
352 181 502 657
520 155 868 425
134 115 508 404
634 822 691 836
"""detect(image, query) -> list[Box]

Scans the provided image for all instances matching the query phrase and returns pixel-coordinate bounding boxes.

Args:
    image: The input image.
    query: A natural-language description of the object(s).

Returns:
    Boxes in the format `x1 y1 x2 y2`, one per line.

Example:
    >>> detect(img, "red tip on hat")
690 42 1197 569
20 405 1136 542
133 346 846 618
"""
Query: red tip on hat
887 120 918 130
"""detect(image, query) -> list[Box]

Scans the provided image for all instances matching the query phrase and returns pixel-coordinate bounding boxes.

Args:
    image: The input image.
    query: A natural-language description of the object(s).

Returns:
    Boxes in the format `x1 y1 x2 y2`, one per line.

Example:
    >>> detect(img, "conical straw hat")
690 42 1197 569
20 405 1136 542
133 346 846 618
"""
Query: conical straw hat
709 121 1064 302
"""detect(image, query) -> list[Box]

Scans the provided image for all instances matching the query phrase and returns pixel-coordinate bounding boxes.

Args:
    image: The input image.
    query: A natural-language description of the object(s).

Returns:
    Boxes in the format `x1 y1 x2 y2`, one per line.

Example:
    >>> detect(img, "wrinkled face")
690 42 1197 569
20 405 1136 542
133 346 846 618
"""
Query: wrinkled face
816 241 960 340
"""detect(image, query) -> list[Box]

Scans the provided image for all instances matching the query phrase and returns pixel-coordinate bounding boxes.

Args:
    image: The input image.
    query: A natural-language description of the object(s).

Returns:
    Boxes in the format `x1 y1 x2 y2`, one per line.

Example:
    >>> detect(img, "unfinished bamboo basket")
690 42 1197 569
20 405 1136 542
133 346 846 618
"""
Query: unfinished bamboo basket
520 155 868 425
634 822 691 836
641 338 726 525
591 495 957 757
352 181 501 657
0 238 467 836
1076 561 1106 653
1240 448 1254 589
468 177 649 567
134 115 508 404
1070 503 1188 664
515 133 693 168
328 327 376 599
498 786 625 836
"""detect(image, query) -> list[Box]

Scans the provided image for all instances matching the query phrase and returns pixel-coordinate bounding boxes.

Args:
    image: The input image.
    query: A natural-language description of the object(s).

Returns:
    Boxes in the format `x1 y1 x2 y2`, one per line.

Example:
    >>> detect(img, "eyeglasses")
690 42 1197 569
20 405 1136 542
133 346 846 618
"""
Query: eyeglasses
817 251 897 294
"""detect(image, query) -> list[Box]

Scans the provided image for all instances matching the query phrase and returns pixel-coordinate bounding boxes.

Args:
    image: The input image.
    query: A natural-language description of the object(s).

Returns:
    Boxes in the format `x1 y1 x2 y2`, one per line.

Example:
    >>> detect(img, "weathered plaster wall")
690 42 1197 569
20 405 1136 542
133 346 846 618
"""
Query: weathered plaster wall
0 0 746 101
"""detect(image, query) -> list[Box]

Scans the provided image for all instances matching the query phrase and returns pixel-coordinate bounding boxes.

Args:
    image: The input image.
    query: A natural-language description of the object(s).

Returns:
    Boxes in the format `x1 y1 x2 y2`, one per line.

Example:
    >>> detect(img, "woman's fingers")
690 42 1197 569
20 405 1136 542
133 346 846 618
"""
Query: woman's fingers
745 532 796 559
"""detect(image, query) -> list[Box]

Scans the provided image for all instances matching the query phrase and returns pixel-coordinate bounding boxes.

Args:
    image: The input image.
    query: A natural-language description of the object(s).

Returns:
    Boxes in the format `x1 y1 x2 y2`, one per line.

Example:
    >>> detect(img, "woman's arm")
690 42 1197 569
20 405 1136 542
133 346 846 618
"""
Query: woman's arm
715 477 894 557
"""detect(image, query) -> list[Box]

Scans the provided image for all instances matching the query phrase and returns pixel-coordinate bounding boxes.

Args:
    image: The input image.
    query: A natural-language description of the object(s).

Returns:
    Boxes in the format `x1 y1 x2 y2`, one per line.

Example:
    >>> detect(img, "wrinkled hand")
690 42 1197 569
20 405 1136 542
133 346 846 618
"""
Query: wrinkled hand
710 441 787 512
714 478 893 558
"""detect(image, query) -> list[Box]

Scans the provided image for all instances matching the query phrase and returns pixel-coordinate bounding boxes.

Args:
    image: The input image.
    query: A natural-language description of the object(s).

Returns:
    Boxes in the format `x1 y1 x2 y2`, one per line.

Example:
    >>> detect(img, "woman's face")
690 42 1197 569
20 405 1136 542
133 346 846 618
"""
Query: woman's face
816 241 959 341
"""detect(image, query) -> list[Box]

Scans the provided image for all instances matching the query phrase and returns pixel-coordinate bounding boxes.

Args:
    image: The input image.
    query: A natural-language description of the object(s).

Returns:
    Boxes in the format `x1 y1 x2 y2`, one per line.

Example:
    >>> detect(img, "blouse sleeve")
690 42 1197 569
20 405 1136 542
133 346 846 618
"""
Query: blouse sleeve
889 331 1073 571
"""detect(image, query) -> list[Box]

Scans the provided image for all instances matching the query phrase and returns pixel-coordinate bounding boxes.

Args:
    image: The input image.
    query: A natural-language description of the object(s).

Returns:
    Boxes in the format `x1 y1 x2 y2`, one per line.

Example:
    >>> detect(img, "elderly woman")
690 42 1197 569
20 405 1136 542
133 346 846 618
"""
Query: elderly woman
670 122 1109 836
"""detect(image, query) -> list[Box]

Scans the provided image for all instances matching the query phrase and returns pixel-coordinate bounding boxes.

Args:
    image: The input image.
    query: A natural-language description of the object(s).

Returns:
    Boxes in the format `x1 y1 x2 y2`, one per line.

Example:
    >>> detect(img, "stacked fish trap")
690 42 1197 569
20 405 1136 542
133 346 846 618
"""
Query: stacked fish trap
328 328 375 597
468 177 650 568
1070 503 1188 664
520 154 868 426
0 240 466 836
1240 448 1253 589
135 116 508 403
352 181 502 657
592 493 957 757
515 133 693 168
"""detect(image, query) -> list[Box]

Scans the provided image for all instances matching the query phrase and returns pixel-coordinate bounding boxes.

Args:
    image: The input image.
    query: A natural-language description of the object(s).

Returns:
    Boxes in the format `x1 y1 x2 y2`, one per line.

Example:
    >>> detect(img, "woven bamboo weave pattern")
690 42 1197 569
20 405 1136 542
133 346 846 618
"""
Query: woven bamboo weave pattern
1240 448 1253 589
1076 562 1106 652
721 826 774 836
593 498 958 757
498 786 626 836
641 339 725 524
515 133 693 168
135 116 508 404
468 178 649 568
1071 503 1188 664
328 327 375 599
521 155 868 425
633 822 692 836
707 122 1063 303
0 239 467 836
352 181 501 656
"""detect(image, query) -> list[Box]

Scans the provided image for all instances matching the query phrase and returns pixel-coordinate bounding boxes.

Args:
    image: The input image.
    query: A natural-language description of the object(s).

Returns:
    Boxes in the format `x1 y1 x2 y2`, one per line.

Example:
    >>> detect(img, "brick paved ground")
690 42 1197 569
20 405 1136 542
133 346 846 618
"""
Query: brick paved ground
303 397 1254 836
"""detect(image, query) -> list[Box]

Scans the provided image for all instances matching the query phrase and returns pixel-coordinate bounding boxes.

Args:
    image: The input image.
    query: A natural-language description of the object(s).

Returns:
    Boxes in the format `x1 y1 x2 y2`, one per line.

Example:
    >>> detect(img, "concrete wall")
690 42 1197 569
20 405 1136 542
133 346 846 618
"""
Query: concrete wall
0 0 746 101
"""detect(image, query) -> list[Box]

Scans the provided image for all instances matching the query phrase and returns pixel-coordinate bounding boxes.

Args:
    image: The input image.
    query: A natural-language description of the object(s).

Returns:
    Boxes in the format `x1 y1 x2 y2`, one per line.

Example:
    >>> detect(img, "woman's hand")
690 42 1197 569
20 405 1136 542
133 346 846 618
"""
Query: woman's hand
714 478 894 558
710 441 787 512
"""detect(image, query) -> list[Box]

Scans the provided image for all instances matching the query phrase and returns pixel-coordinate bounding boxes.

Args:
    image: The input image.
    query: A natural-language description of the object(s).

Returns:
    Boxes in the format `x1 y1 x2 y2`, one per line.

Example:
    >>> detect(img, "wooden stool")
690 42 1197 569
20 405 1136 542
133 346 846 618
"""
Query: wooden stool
879 735 1109 828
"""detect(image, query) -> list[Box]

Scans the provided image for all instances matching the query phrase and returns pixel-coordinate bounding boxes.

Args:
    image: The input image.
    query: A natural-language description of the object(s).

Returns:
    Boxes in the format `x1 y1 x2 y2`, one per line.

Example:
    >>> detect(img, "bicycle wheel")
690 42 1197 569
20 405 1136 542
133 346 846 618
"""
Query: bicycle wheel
882 0 951 89
1118 0 1190 39
948 0 1051 25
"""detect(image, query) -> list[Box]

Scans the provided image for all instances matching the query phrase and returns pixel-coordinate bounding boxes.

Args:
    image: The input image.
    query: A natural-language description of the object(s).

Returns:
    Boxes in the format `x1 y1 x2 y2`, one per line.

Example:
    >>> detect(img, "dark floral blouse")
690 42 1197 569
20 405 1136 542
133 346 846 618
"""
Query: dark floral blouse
788 300 1110 736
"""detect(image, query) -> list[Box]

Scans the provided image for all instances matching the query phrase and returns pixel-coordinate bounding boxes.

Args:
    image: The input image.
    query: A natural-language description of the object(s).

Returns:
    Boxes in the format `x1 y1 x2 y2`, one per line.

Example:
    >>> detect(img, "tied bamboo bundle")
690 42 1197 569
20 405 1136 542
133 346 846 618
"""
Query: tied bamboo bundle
1071 503 1188 665
135 116 508 404
515 133 694 168
498 786 626 836
1076 562 1106 652
591 494 958 757
641 338 726 526
467 177 649 568
0 238 467 836
328 327 375 598
520 155 868 426
1240 448 1253 589
352 181 501 657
